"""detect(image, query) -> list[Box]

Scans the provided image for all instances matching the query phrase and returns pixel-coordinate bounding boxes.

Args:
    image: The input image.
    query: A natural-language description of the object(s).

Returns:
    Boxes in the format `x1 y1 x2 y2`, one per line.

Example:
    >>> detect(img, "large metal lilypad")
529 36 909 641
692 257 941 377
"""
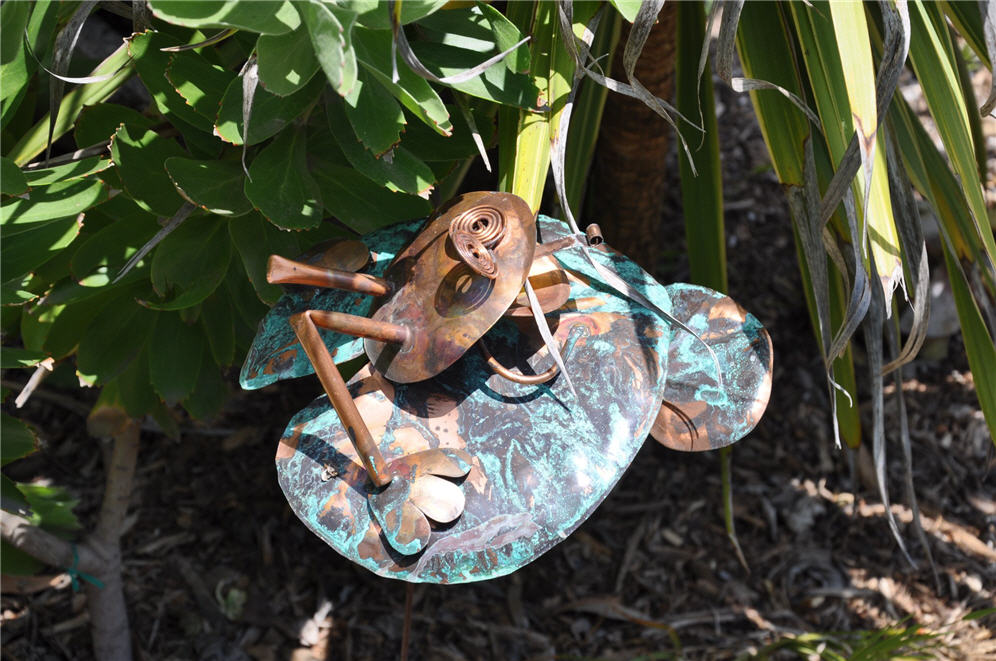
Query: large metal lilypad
274 224 673 583
651 283 773 451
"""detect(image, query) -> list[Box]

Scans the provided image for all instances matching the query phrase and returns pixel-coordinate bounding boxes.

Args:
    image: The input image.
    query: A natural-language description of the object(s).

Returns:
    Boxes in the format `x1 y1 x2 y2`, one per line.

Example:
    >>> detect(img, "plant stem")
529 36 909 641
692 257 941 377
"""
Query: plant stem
85 410 140 661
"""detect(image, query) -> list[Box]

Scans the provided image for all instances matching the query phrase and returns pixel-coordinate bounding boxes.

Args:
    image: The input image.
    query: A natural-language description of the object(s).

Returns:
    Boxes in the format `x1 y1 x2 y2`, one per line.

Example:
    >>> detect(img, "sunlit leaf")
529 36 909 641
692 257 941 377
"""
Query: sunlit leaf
165 157 253 216
147 0 301 35
244 127 324 230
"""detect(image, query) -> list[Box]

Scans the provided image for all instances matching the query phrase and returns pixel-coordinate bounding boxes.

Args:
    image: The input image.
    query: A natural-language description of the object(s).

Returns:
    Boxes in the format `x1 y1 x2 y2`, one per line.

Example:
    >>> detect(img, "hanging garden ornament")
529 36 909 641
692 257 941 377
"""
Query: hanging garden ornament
241 192 771 583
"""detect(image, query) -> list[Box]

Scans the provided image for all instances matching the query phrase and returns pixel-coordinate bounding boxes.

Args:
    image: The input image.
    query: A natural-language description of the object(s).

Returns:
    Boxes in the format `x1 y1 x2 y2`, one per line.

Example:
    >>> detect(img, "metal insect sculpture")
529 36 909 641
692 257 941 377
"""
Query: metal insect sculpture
241 191 772 583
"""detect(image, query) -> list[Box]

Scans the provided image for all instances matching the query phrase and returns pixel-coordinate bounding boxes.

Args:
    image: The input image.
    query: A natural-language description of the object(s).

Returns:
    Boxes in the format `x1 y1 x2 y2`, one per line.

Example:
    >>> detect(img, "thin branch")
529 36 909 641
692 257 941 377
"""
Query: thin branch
0 510 99 573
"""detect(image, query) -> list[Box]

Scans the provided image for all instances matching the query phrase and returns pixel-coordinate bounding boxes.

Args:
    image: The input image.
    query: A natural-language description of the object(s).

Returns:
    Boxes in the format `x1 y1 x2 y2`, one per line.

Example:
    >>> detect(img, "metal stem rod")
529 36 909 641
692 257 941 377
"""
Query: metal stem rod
289 311 396 487
268 254 392 297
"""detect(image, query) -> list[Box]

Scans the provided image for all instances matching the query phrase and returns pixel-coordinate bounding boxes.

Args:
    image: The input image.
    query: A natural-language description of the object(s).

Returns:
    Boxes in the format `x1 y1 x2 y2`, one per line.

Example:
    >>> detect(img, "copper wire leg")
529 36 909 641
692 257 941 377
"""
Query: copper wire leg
289 311 409 487
268 254 392 297
478 339 560 385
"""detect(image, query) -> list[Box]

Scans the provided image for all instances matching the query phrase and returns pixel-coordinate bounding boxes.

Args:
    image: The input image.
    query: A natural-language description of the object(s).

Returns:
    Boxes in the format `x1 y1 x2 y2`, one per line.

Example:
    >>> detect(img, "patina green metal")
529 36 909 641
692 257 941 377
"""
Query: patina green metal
652 284 773 451
242 208 773 584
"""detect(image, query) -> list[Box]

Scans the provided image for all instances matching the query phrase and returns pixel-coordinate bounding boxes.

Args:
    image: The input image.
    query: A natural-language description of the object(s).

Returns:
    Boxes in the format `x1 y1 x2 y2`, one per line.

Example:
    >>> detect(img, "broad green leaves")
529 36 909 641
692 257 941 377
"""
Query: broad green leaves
147 0 301 35
165 158 252 216
149 216 231 310
1 157 27 195
344 70 406 156
1 414 37 466
244 128 323 229
110 124 186 217
256 30 320 96
214 73 324 145
301 0 358 97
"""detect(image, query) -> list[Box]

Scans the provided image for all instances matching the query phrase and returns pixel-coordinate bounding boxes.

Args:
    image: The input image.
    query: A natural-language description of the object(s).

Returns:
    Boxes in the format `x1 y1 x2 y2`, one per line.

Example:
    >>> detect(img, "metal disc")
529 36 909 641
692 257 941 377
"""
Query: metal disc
240 223 423 391
650 284 773 452
298 239 370 273
365 192 536 384
504 256 571 317
275 220 672 583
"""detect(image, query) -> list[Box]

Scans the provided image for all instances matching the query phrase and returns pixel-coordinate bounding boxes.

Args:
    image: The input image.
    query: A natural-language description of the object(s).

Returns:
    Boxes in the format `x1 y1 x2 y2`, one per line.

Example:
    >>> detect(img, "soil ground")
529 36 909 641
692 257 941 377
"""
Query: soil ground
3 54 995 661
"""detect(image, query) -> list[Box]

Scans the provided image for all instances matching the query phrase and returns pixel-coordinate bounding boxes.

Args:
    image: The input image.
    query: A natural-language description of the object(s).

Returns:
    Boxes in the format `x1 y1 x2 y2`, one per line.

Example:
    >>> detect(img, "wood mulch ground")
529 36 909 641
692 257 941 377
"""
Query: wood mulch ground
3 59 995 661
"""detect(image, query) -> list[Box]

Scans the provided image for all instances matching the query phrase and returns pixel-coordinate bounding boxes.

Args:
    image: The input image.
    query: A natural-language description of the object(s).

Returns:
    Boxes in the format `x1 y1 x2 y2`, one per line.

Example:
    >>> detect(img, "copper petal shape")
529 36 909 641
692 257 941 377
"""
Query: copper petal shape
389 448 473 480
409 474 466 524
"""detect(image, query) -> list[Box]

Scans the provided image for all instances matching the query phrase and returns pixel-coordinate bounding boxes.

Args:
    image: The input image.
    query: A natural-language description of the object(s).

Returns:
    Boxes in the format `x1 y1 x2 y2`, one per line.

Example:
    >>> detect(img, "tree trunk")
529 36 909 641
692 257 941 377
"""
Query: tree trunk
589 3 679 270
84 407 140 661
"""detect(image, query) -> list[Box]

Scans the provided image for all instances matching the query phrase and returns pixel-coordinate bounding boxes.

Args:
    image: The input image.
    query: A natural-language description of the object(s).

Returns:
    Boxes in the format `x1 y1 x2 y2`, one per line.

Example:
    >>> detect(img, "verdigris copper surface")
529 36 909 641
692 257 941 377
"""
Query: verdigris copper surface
243 194 773 584
651 284 773 451
275 241 672 582
262 193 546 555
240 222 421 391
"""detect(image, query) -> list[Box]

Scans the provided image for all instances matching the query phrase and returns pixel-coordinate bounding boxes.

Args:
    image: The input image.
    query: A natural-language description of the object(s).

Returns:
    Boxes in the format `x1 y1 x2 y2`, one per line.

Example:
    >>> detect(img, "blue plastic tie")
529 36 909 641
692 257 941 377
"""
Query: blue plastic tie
67 544 104 592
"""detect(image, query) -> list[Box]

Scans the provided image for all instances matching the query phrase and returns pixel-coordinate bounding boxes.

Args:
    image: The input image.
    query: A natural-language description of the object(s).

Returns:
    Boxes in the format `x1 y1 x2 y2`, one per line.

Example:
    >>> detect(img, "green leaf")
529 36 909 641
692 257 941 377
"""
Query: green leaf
352 27 453 136
148 0 301 35
22 157 113 187
1 216 83 283
214 72 325 146
0 541 43 576
349 0 447 30
609 0 642 23
8 34 132 165
0 1 38 130
200 291 236 366
1 156 28 195
1 414 39 466
301 0 359 97
256 29 320 96
417 3 530 74
109 124 187 217
165 158 252 216
940 223 996 445
224 262 269 346
69 199 160 285
908 2 996 271
399 103 495 162
676 0 726 293
0 348 48 369
20 298 61 350
148 217 232 310
42 286 120 358
736 2 809 186
117 346 159 417
1 179 106 235
149 313 204 405
326 100 435 196
165 51 236 121
129 31 214 133
1 473 30 516
406 41 539 109
228 213 300 304
310 162 431 233
18 483 80 532
343 69 405 156
182 345 227 420
76 298 156 383
1 275 40 306
244 128 324 230
74 103 156 147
